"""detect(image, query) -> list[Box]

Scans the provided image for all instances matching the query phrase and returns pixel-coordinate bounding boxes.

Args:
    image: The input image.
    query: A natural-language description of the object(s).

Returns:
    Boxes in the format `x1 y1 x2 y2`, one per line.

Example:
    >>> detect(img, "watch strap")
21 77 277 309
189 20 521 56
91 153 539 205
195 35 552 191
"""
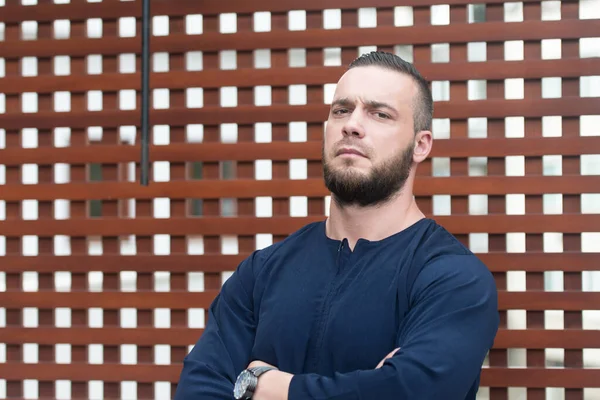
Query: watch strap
248 365 277 378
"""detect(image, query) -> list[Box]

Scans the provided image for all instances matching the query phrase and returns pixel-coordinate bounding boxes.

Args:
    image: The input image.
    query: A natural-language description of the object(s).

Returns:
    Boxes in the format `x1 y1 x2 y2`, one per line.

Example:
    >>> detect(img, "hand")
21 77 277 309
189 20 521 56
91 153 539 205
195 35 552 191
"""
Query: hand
248 360 277 370
247 360 292 400
376 347 400 369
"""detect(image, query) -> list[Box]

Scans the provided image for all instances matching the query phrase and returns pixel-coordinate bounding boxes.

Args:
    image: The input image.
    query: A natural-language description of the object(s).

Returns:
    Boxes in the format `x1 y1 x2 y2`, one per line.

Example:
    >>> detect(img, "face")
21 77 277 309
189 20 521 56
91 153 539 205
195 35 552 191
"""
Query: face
322 65 429 208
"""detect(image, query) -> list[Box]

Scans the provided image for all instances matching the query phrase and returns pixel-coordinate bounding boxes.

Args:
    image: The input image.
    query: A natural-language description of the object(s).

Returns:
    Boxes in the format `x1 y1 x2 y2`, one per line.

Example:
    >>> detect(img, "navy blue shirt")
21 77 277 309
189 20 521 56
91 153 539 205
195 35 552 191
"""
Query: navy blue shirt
174 218 499 399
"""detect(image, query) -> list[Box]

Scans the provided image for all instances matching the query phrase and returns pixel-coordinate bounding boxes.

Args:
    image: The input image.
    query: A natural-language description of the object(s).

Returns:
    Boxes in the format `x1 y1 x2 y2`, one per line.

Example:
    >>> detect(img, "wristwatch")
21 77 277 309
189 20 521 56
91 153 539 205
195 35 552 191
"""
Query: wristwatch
233 365 278 399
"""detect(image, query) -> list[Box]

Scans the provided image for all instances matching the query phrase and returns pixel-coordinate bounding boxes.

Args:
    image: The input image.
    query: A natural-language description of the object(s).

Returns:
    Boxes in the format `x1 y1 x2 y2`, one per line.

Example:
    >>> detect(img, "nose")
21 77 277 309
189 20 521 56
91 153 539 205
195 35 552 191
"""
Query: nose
342 111 365 138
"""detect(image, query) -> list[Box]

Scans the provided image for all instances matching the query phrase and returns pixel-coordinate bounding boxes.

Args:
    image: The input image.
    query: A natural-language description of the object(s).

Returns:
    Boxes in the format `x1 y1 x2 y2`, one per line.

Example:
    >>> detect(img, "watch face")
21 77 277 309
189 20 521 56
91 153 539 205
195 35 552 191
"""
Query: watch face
234 370 254 399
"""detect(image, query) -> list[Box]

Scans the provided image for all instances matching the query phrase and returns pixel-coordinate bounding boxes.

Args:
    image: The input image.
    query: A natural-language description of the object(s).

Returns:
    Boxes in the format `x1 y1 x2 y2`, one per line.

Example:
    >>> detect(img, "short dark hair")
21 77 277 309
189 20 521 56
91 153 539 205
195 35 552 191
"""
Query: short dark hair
348 51 433 134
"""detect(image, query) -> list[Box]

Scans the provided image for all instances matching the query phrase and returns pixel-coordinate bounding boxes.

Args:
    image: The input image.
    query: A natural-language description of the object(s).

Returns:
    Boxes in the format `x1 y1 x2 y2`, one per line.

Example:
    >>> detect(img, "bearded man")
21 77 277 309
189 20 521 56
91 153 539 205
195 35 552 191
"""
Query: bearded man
174 51 499 400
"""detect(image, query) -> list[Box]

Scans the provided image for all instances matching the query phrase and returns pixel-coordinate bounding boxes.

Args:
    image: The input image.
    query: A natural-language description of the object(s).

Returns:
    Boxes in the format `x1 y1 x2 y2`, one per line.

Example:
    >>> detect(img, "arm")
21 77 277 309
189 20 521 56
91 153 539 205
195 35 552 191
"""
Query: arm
173 252 261 399
256 254 499 400
248 349 400 400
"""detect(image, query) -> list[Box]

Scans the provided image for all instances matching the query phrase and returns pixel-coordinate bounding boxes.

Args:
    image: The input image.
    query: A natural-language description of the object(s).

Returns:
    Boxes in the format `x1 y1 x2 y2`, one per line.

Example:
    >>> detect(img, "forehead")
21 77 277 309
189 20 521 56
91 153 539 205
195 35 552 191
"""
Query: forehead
333 66 418 109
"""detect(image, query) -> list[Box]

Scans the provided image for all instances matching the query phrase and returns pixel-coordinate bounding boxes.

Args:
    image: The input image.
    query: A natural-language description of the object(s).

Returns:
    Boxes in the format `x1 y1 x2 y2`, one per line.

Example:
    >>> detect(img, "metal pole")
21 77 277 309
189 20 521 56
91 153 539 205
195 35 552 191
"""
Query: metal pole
140 0 151 185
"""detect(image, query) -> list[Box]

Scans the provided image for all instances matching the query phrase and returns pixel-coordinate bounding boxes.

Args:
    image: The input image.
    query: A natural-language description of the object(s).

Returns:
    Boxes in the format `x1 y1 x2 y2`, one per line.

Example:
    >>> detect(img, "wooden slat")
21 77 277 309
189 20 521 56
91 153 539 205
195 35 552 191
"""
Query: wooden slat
0 215 598 237
428 136 600 158
0 363 180 384
0 364 597 388
0 290 596 311
1 98 599 130
497 291 600 311
3 58 599 94
0 252 598 274
480 368 600 389
0 216 326 237
0 142 322 165
0 104 327 131
1 19 597 58
2 137 599 167
0 0 547 24
0 327 204 346
493 329 600 350
0 254 245 273
478 253 600 273
2 176 600 202
1 327 597 349
0 291 218 310
3 180 336 201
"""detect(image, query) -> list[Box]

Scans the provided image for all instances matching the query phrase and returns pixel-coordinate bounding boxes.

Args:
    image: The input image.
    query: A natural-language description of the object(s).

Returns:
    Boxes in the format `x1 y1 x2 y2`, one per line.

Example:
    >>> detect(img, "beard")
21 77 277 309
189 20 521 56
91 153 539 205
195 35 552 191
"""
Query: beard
322 142 414 208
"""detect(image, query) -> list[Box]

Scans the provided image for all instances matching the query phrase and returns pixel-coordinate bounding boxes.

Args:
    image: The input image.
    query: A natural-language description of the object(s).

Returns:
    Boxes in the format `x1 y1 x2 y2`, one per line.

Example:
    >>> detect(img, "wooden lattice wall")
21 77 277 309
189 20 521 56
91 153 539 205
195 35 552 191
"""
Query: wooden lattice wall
1 1 599 399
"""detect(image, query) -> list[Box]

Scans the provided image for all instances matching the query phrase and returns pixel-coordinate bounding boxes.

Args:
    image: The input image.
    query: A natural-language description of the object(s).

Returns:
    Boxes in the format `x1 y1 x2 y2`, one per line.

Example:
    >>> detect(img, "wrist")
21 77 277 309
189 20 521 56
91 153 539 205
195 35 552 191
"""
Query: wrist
255 370 293 400
234 366 278 400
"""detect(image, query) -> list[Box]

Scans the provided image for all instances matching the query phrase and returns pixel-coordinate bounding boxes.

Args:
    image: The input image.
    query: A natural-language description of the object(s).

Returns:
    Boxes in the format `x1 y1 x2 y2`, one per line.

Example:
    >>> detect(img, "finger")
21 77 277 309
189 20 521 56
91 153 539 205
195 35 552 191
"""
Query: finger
388 347 400 357
248 360 271 369
376 348 401 369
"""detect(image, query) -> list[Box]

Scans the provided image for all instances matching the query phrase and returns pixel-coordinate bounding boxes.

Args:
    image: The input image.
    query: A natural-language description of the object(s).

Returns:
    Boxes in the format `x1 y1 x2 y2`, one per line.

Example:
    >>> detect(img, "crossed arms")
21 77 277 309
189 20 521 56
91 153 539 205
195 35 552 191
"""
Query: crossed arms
173 253 499 400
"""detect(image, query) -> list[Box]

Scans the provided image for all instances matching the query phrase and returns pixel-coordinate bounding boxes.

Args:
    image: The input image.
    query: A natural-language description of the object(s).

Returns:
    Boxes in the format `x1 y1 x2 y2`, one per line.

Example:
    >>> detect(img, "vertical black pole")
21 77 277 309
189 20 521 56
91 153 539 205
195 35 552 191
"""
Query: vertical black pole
140 0 151 185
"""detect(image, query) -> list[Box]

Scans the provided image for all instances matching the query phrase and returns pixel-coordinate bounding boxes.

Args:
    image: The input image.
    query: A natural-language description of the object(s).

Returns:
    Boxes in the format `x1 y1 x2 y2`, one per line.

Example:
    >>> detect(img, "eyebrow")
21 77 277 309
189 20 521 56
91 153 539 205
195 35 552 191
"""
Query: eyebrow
331 97 398 114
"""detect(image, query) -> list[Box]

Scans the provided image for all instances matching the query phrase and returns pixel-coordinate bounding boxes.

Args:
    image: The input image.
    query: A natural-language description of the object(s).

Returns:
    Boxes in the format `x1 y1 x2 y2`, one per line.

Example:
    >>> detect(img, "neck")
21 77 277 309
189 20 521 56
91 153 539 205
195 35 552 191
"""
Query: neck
325 183 426 250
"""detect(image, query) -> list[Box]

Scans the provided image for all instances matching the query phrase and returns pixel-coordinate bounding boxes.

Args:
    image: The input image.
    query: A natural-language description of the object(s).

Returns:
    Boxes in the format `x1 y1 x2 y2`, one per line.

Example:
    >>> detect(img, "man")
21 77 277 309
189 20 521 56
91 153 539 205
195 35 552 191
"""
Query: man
174 51 499 399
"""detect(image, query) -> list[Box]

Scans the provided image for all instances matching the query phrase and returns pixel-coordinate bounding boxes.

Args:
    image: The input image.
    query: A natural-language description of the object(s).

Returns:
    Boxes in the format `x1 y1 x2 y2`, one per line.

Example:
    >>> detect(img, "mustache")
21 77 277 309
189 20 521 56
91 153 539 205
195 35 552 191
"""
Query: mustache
331 139 371 157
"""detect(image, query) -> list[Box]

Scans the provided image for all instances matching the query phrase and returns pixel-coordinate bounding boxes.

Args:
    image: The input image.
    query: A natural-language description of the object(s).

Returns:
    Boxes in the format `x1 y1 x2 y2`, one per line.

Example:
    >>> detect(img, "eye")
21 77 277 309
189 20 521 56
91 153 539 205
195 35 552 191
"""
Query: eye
375 112 390 119
333 108 349 115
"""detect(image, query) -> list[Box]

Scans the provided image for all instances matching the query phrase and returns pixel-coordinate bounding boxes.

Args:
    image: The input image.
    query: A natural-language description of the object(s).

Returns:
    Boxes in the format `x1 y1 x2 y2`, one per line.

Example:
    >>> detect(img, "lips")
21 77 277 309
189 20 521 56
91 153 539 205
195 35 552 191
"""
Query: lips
337 148 366 157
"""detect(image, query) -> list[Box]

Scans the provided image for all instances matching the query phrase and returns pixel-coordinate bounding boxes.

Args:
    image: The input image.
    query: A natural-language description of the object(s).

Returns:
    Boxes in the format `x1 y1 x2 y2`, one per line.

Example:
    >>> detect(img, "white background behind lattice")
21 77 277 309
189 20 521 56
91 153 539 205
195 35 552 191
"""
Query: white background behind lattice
0 1 599 399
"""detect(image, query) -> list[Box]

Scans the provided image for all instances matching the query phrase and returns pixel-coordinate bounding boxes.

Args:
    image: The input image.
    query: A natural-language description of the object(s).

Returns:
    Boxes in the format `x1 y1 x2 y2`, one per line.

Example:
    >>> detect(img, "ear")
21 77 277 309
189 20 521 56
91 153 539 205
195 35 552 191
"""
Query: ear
413 130 433 164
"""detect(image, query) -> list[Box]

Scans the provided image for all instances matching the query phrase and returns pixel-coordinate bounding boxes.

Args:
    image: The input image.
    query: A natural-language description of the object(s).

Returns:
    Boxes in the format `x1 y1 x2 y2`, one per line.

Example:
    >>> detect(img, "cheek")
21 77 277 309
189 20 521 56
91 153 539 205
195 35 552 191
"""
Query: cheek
323 124 338 150
369 135 394 156
324 119 339 138
370 140 406 166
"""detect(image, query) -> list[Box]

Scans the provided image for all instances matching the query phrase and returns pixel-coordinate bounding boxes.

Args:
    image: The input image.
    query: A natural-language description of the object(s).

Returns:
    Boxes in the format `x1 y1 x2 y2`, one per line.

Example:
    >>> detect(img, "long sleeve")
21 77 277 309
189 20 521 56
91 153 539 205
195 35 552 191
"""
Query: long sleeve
173 252 260 399
288 254 500 400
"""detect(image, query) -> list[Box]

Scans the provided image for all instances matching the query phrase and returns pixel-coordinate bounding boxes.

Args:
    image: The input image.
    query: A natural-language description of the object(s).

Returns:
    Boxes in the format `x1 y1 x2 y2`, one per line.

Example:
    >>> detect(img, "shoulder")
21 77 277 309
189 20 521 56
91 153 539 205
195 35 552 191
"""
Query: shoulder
415 253 496 293
407 218 486 270
240 220 324 275
224 221 324 294
406 219 497 303
255 220 323 259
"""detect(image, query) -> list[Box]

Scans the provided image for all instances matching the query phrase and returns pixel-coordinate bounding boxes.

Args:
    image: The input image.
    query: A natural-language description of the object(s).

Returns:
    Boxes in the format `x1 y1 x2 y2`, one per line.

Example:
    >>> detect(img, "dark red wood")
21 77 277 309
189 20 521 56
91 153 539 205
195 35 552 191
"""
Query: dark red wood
1 0 595 395
2 0 549 24
1 327 599 350
2 20 598 57
0 364 598 388
2 175 600 201
2 137 599 166
0 214 598 236
0 252 597 273
1 98 599 130
2 58 599 94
